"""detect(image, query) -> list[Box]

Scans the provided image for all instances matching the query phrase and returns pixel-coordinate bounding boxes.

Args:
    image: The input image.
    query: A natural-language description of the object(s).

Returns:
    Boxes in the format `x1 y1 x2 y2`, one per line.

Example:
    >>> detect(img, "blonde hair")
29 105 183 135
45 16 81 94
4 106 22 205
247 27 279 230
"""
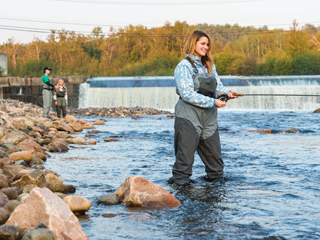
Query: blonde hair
183 30 214 74
57 79 66 87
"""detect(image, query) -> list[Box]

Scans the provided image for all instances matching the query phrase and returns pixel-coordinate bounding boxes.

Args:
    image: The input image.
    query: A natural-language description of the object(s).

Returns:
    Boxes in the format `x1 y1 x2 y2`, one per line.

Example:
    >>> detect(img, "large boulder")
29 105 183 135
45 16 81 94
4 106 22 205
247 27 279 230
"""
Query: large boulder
63 195 91 213
17 140 46 155
10 170 47 188
9 151 33 163
5 187 89 239
0 129 26 145
114 176 180 207
52 121 74 134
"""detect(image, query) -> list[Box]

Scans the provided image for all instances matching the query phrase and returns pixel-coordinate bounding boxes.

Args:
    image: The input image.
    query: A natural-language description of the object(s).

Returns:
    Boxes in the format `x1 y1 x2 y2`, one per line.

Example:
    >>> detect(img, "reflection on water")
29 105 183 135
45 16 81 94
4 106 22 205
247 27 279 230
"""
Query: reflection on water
45 111 320 239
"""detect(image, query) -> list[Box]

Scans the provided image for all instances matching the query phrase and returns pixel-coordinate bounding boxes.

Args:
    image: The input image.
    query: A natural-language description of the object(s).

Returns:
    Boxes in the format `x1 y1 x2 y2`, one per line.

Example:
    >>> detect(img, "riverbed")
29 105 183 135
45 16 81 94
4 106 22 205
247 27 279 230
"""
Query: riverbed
46 110 320 239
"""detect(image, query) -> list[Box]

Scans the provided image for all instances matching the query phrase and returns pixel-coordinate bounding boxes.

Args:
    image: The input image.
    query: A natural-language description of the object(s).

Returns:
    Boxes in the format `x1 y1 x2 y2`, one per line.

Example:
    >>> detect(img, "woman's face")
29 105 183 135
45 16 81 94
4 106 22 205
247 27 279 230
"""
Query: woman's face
58 81 64 86
194 36 209 59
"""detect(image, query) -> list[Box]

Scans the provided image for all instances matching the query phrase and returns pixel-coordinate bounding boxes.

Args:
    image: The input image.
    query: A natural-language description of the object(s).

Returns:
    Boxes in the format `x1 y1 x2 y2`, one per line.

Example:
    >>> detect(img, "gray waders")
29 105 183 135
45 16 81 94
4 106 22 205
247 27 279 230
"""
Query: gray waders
56 97 67 118
42 89 53 118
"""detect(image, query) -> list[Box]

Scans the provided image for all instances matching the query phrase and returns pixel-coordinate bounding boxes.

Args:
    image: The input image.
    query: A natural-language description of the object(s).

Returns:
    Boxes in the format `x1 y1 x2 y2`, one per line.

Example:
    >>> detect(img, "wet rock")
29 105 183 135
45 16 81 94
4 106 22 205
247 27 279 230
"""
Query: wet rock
4 200 21 214
55 193 67 199
0 208 10 224
0 129 26 145
65 115 77 121
69 122 83 132
48 183 69 193
73 137 86 144
63 195 91 213
16 193 29 204
99 193 120 205
21 228 55 240
46 143 61 153
93 120 105 125
30 158 44 165
17 140 46 155
1 187 21 200
5 187 89 240
65 184 76 193
0 191 9 207
88 140 96 145
314 108 320 113
10 170 46 188
104 138 119 142
0 224 22 240
114 176 181 207
51 140 69 152
52 121 74 134
81 122 95 129
15 160 26 166
127 212 154 221
43 170 58 177
33 165 45 170
91 130 102 133
45 174 63 185
31 152 47 161
9 151 33 163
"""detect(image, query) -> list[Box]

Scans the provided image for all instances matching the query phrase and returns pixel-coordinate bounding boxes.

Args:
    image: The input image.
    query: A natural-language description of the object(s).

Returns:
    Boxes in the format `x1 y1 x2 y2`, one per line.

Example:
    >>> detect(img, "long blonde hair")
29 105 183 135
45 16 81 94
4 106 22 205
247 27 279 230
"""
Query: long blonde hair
183 30 214 74
57 79 66 88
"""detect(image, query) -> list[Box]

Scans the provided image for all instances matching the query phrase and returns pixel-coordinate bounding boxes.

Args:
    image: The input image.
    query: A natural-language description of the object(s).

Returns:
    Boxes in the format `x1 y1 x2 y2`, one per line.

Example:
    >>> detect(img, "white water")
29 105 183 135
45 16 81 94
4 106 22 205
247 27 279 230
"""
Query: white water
78 76 320 110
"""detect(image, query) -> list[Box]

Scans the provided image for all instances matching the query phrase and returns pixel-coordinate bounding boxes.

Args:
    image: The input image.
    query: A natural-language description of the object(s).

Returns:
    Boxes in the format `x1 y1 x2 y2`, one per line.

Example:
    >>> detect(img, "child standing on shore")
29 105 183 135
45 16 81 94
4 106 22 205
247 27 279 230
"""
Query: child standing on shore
54 79 68 118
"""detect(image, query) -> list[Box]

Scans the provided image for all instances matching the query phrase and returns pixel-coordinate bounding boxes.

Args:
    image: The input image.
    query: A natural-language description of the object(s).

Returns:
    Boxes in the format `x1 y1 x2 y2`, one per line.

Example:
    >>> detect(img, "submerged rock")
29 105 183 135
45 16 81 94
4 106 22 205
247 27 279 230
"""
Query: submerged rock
114 176 180 207
99 193 120 205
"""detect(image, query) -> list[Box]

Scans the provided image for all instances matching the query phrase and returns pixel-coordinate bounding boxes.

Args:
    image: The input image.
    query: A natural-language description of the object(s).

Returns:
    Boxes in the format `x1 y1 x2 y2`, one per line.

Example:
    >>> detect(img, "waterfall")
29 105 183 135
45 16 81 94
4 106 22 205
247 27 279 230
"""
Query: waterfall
79 76 320 110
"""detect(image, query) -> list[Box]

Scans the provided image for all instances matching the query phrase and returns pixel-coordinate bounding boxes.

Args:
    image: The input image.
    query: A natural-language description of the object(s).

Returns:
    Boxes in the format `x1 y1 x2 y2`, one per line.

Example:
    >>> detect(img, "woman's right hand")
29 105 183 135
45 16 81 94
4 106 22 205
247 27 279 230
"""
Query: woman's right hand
55 101 57 105
215 99 227 108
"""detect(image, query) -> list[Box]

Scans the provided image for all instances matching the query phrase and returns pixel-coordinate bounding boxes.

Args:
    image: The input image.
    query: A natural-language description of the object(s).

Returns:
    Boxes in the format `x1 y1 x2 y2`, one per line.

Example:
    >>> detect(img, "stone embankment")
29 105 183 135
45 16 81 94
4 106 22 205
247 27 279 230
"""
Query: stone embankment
0 99 179 239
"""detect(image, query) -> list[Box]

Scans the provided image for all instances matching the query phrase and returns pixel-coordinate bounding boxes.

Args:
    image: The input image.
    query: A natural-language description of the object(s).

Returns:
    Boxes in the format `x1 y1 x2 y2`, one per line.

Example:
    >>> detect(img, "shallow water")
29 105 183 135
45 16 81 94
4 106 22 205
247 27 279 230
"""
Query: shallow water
45 111 320 240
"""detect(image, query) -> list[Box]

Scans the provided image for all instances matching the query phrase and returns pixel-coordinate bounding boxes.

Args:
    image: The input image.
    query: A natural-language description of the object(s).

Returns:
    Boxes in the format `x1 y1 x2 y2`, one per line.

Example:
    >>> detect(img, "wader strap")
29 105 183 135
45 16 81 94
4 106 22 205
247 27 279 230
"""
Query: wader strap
185 56 199 74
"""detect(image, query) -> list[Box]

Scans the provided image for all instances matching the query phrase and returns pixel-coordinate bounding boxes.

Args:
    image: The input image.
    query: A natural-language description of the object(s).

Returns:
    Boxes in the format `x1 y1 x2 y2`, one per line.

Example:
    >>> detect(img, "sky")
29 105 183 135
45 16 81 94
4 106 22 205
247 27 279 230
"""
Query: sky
1 0 319 44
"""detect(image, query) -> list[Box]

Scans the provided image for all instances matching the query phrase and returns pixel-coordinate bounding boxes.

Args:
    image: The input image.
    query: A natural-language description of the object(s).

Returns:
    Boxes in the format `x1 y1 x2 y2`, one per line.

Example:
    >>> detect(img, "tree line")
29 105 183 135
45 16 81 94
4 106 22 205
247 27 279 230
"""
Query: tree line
1 20 320 77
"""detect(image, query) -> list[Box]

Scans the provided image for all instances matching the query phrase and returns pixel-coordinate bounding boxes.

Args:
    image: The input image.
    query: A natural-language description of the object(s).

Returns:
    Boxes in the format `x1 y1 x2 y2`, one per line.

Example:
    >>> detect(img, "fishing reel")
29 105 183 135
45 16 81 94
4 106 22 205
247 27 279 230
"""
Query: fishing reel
218 94 229 102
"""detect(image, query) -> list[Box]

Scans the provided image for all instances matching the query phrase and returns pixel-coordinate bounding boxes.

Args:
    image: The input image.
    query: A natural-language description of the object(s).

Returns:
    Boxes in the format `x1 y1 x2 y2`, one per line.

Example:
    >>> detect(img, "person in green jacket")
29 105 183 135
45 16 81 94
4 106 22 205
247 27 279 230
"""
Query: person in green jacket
42 67 58 119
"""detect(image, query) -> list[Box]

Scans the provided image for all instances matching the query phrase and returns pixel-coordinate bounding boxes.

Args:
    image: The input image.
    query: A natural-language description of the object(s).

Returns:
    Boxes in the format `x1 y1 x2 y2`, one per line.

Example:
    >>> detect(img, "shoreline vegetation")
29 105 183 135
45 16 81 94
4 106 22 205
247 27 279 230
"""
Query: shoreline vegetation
0 99 173 239
1 20 320 78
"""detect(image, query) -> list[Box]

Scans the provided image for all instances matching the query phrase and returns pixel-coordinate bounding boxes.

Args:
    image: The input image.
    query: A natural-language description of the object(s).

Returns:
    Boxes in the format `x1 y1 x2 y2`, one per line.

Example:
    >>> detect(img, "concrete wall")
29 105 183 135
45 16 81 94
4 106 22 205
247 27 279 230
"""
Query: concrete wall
0 53 7 76
0 75 89 108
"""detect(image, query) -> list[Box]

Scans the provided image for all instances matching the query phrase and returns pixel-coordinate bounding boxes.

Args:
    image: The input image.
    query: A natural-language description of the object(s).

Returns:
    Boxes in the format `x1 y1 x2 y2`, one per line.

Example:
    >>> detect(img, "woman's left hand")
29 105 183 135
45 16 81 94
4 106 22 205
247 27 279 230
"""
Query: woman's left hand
66 101 68 105
227 90 238 99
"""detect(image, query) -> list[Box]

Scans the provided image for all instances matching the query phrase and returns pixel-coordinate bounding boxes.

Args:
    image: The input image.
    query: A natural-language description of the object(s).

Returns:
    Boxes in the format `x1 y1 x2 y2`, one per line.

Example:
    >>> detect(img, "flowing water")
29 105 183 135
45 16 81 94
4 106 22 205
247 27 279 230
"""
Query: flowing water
45 110 320 239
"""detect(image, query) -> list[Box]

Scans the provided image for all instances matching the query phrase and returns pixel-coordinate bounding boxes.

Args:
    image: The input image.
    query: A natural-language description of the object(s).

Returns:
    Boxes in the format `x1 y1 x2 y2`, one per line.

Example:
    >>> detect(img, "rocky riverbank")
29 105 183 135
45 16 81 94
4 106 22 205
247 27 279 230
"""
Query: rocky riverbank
0 99 178 239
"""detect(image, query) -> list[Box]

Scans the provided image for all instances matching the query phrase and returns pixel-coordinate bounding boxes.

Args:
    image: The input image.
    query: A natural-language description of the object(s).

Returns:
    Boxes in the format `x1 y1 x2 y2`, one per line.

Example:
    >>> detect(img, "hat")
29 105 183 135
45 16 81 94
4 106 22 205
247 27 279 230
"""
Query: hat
44 67 52 71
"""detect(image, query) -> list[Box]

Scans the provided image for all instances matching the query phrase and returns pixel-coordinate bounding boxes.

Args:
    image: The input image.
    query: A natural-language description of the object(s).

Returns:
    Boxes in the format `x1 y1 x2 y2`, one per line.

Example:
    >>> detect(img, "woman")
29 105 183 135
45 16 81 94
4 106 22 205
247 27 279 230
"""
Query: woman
171 30 237 186
53 79 68 118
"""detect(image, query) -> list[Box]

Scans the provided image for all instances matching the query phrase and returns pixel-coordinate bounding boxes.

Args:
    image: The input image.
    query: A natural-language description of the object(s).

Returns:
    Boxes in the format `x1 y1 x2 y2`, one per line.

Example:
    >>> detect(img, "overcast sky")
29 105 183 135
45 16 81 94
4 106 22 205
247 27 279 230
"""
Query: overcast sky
1 0 319 44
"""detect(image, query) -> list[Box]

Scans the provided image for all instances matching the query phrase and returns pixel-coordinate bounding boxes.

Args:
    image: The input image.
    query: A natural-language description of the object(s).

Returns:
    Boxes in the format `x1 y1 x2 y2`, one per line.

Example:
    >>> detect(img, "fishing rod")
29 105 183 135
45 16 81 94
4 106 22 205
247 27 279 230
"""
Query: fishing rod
218 93 320 102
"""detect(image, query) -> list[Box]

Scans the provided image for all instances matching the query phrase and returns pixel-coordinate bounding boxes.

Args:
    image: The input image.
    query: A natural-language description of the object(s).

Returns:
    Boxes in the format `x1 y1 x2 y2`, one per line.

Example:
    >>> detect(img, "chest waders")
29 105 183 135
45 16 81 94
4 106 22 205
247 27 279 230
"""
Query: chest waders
172 57 224 185
42 83 53 119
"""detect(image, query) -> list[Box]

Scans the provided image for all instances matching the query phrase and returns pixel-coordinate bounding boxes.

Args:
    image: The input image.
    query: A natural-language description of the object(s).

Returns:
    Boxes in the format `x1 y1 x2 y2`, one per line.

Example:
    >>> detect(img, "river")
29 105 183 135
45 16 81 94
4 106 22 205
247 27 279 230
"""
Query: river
45 110 320 239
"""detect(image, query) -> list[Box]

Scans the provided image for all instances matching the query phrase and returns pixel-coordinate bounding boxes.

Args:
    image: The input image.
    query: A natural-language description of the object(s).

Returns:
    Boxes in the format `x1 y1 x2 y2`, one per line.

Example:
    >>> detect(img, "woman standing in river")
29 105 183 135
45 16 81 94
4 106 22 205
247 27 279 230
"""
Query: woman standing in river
171 30 238 186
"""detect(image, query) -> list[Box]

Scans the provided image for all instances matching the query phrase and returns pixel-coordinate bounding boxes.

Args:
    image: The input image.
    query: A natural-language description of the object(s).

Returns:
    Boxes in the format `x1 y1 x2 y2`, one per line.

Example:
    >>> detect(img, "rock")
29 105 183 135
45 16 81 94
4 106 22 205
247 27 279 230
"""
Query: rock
10 170 46 189
63 195 91 213
13 120 27 130
43 170 58 177
16 193 29 204
48 183 69 194
21 227 36 237
0 224 22 240
0 129 26 145
69 122 83 132
30 158 44 165
1 187 21 200
55 193 67 199
31 126 45 135
99 193 120 205
93 120 105 125
104 138 119 142
88 140 96 145
0 208 10 224
5 187 89 240
21 185 37 194
65 185 76 193
65 115 77 121
15 160 26 166
0 174 9 189
53 131 68 139
33 165 45 170
1 158 13 165
314 108 320 113
114 176 181 207
17 140 46 155
9 151 33 163
4 200 21 214
47 143 61 153
51 140 69 152
91 130 102 133
45 174 63 185
81 122 95 129
38 139 51 146
73 137 86 144
31 153 47 161
285 128 300 133
52 121 74 134
21 228 55 240
0 151 9 158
